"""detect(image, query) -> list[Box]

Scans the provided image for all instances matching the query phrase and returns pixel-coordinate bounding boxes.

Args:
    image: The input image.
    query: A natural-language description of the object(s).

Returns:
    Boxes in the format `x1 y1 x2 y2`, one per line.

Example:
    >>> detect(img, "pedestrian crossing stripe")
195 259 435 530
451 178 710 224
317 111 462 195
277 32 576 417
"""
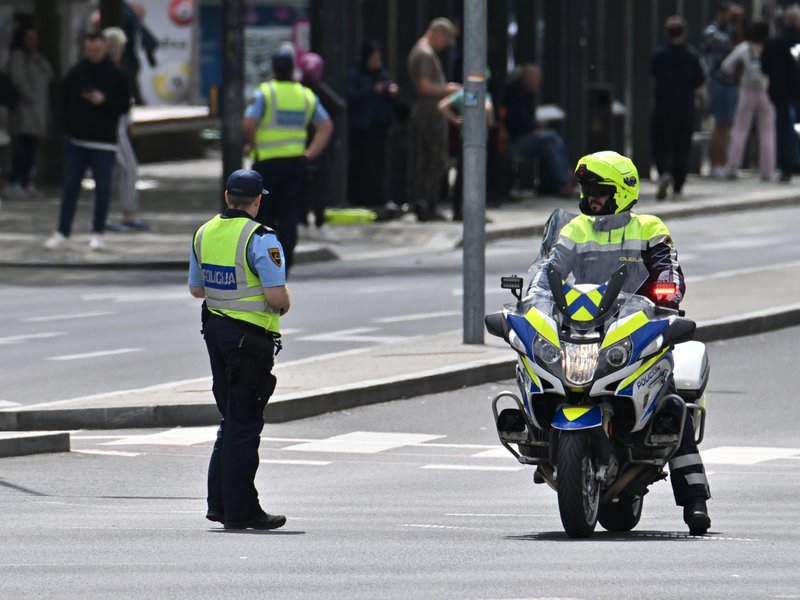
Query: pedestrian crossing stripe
283 431 444 454
93 428 800 466
700 446 800 465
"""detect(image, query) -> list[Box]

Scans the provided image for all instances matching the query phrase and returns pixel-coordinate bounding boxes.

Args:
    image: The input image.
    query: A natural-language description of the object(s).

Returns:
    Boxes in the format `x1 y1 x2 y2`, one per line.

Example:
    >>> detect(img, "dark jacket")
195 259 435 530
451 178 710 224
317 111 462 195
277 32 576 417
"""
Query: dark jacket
503 78 537 142
344 65 395 131
58 57 131 144
651 43 706 113
761 28 800 105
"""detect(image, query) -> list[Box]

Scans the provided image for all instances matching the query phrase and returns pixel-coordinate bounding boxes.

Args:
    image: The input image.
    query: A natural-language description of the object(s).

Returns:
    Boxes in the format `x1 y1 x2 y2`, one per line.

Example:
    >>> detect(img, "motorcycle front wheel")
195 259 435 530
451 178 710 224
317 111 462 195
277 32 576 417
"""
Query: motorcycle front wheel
598 495 643 532
556 431 599 538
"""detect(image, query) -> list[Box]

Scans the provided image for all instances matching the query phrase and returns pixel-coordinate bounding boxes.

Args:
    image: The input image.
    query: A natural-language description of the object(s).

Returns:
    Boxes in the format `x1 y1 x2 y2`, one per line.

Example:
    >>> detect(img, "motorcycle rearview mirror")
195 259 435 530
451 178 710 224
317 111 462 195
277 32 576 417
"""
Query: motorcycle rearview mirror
661 317 696 347
484 311 509 339
500 275 524 301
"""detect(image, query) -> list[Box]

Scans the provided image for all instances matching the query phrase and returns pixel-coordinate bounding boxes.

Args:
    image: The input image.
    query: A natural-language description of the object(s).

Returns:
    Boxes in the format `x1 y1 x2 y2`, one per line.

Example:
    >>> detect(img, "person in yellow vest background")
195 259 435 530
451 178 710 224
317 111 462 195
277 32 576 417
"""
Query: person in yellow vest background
243 48 334 275
189 169 290 531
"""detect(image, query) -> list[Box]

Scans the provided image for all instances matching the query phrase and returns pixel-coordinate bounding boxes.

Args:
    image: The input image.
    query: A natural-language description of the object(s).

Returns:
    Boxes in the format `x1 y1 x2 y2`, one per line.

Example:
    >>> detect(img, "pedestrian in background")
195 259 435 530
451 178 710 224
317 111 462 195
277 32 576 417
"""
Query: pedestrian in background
761 4 800 183
721 20 775 181
407 17 461 222
299 52 345 239
503 64 572 196
243 49 333 275
345 41 398 210
437 78 495 221
702 1 744 178
103 26 146 230
44 29 130 252
189 169 289 531
6 25 53 199
650 16 706 200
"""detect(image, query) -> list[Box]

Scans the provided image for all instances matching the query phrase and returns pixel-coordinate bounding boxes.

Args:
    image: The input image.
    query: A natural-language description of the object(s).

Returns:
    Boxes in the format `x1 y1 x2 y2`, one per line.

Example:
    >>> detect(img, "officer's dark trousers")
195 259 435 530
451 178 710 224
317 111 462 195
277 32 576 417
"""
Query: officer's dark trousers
667 379 711 506
204 316 276 522
253 156 306 275
650 107 694 194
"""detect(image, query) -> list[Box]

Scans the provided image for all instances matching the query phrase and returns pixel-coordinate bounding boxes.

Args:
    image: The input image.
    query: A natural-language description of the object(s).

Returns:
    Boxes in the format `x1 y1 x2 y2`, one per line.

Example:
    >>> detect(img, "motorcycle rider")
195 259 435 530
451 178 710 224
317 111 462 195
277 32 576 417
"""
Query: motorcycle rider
535 150 711 535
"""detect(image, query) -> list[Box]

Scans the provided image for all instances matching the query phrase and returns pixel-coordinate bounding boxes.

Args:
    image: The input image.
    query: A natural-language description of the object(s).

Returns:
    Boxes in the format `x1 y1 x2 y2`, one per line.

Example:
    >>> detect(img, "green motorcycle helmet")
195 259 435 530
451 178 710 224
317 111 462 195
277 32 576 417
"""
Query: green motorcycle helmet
574 151 640 215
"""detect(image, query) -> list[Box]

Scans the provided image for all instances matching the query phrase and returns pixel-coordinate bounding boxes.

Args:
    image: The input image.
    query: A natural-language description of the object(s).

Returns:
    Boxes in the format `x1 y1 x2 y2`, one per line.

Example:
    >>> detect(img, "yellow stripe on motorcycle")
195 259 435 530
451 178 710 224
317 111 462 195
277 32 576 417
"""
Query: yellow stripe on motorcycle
521 355 542 391
562 407 591 420
571 305 596 321
524 306 560 347
601 311 650 349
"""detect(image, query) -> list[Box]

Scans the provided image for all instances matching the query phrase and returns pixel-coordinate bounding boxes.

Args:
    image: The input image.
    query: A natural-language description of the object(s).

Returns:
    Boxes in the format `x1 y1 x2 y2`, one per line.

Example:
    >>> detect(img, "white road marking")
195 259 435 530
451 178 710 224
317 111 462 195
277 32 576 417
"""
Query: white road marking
0 332 65 345
355 284 411 294
421 464 524 472
685 259 800 283
260 459 330 466
73 449 141 457
278 327 304 336
0 400 21 408
701 446 800 465
296 327 408 344
82 291 188 303
446 513 555 518
373 310 460 324
22 311 112 322
103 426 219 447
48 347 144 361
471 448 510 458
284 431 444 454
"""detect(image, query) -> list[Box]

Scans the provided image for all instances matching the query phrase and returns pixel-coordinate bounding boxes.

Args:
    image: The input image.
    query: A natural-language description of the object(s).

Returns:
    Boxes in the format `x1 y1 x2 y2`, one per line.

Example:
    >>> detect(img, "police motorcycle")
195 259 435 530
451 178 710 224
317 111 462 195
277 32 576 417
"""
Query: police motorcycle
484 209 709 538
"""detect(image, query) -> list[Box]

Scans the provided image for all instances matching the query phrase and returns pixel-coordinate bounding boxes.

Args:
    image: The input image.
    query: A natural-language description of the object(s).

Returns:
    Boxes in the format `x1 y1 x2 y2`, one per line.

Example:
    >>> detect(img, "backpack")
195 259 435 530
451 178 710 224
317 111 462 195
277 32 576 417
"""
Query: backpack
0 71 20 110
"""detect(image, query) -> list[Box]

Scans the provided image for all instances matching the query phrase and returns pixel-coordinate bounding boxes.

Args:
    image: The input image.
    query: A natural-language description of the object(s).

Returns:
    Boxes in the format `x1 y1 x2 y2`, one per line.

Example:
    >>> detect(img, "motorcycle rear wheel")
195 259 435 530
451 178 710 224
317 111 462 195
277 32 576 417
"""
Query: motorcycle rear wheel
599 495 643 532
556 431 599 538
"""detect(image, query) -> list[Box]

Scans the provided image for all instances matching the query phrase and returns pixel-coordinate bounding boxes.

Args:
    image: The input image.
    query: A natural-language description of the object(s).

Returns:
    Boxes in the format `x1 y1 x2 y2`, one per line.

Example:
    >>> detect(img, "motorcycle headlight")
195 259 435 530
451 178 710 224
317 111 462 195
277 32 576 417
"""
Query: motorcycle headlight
533 334 561 365
602 338 632 368
563 342 600 386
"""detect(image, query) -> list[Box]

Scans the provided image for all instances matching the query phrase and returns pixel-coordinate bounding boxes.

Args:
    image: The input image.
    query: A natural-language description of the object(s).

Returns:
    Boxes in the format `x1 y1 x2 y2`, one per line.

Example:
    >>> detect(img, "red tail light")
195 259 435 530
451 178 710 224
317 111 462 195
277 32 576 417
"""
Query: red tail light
652 281 677 298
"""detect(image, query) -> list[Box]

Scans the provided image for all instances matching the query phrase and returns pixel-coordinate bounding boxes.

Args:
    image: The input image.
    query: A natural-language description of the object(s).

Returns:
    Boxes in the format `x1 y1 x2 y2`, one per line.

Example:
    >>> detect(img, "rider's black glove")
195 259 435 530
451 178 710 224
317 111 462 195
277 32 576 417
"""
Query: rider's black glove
658 294 681 310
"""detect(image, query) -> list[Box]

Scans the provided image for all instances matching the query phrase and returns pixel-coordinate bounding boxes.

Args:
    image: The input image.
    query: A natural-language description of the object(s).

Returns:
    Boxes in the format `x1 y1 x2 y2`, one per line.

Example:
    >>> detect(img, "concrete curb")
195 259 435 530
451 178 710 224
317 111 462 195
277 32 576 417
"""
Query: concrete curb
3 306 800 437
0 432 71 458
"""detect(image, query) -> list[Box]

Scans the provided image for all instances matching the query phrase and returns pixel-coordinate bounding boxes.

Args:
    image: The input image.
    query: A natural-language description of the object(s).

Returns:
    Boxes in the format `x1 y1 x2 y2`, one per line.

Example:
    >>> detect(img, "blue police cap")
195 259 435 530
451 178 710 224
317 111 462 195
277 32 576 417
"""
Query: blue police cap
225 169 269 197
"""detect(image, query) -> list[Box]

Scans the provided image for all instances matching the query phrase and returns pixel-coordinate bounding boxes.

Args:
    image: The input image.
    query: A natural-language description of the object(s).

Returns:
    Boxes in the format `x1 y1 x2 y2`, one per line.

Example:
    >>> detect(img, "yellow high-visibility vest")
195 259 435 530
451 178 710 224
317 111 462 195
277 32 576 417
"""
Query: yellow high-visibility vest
193 215 280 333
251 80 316 161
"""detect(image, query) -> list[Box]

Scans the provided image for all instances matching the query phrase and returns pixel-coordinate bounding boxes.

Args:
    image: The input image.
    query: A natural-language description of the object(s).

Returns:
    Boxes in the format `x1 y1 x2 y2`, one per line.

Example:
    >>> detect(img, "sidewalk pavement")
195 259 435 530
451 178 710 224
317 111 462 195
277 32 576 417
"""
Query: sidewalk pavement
2 158 800 456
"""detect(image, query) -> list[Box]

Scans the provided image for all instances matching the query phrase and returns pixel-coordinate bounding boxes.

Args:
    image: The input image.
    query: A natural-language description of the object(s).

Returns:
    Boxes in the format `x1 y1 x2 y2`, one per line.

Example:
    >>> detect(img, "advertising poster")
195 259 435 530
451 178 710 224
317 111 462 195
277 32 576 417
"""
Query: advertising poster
244 26 292 101
199 3 310 103
136 0 196 105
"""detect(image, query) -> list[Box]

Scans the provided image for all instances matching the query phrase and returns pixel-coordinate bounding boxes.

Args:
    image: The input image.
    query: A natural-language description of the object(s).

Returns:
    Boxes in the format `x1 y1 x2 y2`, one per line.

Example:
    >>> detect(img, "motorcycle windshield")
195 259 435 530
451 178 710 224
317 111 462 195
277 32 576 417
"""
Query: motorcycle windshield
519 209 652 328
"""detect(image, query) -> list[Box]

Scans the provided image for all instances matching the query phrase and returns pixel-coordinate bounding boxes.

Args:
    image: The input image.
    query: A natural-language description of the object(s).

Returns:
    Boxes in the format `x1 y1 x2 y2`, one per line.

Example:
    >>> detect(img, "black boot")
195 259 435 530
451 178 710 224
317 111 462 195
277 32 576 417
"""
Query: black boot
683 499 710 535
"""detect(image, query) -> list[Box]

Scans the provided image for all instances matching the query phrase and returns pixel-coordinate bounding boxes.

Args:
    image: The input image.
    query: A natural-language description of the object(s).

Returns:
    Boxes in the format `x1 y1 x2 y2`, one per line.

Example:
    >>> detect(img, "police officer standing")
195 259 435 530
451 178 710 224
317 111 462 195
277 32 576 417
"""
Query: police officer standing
243 49 334 275
189 169 289 530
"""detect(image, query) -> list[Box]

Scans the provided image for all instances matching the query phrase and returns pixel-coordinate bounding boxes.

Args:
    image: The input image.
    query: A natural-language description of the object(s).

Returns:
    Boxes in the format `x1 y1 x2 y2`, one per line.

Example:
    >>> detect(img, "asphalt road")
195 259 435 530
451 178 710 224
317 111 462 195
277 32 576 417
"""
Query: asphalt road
1 325 799 599
2 205 800 408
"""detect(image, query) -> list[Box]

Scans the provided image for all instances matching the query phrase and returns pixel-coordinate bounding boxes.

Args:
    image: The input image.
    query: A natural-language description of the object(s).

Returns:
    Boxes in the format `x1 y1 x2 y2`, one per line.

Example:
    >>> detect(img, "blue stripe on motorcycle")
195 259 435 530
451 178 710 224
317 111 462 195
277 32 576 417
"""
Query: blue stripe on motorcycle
551 405 603 430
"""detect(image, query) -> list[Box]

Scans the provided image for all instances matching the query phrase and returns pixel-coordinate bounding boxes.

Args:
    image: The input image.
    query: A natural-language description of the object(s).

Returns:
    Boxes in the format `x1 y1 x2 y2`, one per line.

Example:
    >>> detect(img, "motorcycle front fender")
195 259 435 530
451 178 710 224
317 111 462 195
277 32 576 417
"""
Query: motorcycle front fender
551 405 603 430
